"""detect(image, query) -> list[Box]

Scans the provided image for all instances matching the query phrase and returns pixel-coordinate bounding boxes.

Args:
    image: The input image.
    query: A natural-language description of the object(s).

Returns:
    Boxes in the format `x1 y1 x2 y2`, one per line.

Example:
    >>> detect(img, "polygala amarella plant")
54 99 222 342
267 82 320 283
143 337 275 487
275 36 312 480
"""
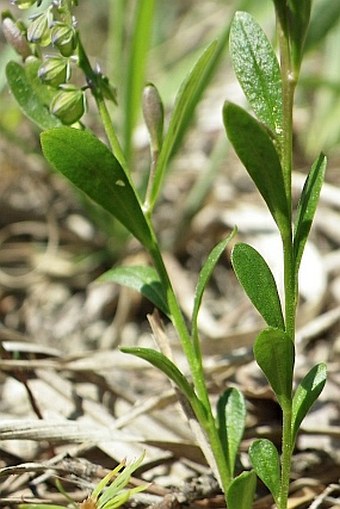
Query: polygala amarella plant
2 1 327 508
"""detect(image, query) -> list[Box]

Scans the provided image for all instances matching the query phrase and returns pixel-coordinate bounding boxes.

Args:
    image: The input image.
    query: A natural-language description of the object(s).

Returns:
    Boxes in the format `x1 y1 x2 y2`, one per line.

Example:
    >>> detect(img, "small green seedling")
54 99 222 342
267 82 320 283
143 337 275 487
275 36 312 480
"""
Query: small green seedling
19 454 147 509
2 1 328 508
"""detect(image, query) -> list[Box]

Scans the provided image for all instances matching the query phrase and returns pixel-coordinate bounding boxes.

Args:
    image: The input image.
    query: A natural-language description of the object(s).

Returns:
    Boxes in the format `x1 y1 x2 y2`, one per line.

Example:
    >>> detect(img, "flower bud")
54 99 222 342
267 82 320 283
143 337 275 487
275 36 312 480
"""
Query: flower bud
38 56 70 87
27 12 50 46
1 12 31 59
51 22 77 57
143 83 164 152
50 85 86 125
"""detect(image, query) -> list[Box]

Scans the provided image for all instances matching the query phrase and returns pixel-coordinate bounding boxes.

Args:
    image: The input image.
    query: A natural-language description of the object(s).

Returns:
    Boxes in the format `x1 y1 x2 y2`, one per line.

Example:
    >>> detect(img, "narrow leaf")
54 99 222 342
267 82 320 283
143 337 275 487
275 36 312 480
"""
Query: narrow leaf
305 0 340 52
223 102 289 233
40 128 154 250
249 439 280 505
232 243 284 329
230 11 282 135
292 363 327 443
217 387 246 477
98 265 169 317
120 347 196 403
6 60 61 130
294 153 327 273
191 229 236 338
226 470 256 509
150 41 217 209
254 327 294 409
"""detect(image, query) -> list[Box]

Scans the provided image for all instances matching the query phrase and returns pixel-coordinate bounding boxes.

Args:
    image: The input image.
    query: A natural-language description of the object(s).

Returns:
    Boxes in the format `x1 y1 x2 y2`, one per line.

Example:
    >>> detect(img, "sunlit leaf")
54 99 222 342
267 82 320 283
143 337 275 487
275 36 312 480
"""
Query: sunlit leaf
120 346 197 404
41 128 154 250
226 470 256 509
249 439 280 505
292 363 327 443
98 265 169 316
223 102 289 234
254 327 294 409
192 230 236 340
232 243 284 329
6 59 61 130
217 387 246 477
230 11 282 136
294 153 327 273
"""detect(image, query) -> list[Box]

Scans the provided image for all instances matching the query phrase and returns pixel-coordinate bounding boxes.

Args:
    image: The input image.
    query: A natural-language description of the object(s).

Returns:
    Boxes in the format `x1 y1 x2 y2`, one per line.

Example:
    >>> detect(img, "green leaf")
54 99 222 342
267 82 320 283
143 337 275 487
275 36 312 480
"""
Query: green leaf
292 363 327 443
249 439 280 505
226 470 256 509
229 11 282 135
123 0 156 159
120 346 197 404
98 265 169 317
254 327 294 409
305 0 340 52
287 0 312 72
231 243 284 330
40 127 154 250
294 153 327 273
191 230 236 339
223 102 289 233
6 59 61 130
150 41 218 210
217 387 246 477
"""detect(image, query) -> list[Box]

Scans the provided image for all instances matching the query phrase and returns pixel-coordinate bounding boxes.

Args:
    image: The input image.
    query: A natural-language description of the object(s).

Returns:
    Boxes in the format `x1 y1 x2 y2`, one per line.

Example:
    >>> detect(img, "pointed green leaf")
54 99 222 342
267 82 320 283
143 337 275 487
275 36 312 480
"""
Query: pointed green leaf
292 363 327 443
223 102 289 233
40 127 154 249
254 327 294 409
6 59 61 130
230 11 282 135
249 439 280 505
192 229 236 338
287 0 312 72
217 387 246 477
294 153 327 273
226 470 256 509
232 243 284 330
98 265 169 317
150 41 218 209
120 346 196 403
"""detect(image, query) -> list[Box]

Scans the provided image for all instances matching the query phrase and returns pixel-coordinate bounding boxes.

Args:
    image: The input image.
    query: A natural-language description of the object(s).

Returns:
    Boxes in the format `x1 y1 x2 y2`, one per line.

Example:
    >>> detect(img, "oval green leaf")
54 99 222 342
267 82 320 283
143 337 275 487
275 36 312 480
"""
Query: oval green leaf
223 102 289 234
226 470 256 509
230 11 282 136
6 59 61 130
232 243 284 330
98 265 169 317
40 127 154 250
254 327 294 409
292 362 327 443
249 439 280 505
217 387 246 477
294 153 327 273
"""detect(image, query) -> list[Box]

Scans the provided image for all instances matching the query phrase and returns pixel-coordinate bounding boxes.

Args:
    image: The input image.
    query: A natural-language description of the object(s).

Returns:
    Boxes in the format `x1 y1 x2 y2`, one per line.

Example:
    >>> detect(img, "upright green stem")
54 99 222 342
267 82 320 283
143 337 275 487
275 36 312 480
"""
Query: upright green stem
277 13 298 509
149 241 231 494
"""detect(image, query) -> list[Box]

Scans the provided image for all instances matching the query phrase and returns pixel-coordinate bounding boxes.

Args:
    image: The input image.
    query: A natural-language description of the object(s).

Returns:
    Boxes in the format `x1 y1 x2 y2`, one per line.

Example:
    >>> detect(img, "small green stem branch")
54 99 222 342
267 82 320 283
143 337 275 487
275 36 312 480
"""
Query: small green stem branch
76 37 127 170
148 240 231 493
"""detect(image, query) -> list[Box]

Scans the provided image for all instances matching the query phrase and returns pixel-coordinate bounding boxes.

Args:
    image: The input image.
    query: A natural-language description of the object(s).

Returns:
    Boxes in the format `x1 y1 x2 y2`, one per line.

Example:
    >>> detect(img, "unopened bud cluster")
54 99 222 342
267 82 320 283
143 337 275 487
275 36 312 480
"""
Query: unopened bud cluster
3 0 86 124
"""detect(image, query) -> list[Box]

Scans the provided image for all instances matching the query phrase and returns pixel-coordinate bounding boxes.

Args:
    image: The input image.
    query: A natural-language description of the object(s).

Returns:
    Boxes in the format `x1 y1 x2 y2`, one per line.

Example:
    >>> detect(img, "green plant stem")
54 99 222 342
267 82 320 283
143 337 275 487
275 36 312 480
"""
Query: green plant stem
95 94 127 170
76 37 127 171
279 405 293 509
148 240 231 494
277 12 298 509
